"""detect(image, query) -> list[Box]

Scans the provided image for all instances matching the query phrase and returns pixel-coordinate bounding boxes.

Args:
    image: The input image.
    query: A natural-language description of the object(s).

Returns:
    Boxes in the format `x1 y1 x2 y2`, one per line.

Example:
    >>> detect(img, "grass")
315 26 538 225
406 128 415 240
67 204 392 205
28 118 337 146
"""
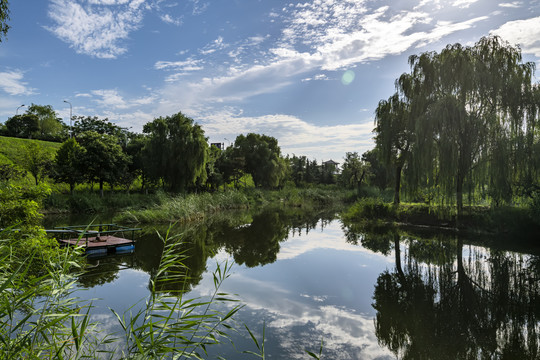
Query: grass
342 197 540 238
116 190 251 224
0 136 61 167
44 191 165 214
0 227 249 359
115 186 355 225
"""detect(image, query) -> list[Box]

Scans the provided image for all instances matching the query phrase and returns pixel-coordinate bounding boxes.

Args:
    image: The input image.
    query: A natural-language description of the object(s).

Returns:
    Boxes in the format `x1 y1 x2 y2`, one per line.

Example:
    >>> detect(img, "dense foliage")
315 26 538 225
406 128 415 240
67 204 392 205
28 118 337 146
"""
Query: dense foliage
375 36 540 214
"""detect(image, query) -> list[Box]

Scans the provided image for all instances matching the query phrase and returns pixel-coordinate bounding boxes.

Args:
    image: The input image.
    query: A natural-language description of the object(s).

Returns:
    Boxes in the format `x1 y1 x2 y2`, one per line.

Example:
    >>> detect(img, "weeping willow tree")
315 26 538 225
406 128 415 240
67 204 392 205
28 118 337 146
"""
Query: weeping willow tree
143 112 208 192
374 93 412 204
376 36 538 215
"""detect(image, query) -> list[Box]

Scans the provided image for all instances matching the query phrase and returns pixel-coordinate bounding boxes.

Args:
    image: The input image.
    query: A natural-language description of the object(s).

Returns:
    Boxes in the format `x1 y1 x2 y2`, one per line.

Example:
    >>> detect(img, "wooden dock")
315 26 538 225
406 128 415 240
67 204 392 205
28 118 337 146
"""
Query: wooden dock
48 224 141 256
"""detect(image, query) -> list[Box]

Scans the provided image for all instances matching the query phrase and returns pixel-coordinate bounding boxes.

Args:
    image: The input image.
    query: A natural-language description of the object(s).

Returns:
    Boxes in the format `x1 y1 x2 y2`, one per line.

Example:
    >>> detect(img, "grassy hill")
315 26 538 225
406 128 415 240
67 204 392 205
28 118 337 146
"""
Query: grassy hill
0 136 61 167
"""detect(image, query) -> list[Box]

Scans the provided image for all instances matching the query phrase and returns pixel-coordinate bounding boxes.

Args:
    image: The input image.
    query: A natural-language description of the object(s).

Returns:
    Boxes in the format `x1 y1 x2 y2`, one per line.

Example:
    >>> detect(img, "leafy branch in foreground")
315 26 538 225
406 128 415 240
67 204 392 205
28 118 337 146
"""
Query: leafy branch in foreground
0 233 109 359
112 229 243 359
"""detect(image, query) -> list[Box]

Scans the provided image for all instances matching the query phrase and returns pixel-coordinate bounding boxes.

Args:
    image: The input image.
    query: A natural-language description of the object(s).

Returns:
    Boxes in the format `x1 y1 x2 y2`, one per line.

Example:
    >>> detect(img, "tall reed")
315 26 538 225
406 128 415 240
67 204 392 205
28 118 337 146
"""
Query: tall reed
0 227 246 359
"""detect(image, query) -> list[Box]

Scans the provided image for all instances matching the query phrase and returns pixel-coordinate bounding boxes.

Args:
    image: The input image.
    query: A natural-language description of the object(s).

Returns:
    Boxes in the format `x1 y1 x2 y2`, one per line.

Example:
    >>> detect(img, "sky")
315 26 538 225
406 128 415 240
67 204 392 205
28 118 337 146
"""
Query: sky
1 0 540 162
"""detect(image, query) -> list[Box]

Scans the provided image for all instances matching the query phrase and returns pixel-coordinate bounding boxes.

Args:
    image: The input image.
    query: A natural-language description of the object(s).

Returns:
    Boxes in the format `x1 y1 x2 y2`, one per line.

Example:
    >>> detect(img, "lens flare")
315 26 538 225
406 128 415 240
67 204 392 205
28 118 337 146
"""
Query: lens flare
341 70 355 85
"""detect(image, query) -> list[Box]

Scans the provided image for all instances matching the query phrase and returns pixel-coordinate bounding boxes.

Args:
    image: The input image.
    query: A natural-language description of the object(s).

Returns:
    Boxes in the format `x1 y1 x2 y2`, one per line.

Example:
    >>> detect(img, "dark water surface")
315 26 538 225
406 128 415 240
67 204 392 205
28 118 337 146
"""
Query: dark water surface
45 207 540 359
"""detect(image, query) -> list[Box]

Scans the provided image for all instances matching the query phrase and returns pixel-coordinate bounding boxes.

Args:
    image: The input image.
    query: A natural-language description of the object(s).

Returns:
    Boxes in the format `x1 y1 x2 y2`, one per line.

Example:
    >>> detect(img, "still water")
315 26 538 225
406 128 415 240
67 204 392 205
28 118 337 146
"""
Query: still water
48 207 540 359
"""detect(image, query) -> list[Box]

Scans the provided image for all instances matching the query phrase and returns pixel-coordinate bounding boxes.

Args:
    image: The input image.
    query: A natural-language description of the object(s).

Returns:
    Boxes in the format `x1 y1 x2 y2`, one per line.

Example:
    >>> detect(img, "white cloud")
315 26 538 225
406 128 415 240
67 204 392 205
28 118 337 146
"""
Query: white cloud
452 0 479 8
154 58 204 71
491 16 540 57
87 0 130 5
90 89 159 113
156 2 488 116
160 13 182 26
92 89 129 108
75 92 93 98
199 36 228 55
276 2 488 71
46 0 145 59
0 70 36 96
190 0 209 15
499 2 523 8
198 110 375 161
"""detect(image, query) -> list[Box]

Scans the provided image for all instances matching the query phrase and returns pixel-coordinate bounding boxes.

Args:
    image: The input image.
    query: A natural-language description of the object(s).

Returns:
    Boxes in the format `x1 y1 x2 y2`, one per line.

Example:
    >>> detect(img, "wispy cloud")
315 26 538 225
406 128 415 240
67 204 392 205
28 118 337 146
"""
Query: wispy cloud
160 13 182 26
0 70 36 96
156 1 488 108
491 16 540 57
46 0 145 59
452 0 479 8
150 0 492 159
90 89 158 111
154 58 204 71
499 2 523 8
190 0 209 15
199 36 228 55
197 109 375 160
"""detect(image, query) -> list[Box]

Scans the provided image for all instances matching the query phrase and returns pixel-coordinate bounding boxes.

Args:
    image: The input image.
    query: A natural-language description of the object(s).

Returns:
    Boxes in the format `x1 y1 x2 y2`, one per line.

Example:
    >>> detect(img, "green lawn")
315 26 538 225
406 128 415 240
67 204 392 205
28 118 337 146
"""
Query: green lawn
0 136 61 166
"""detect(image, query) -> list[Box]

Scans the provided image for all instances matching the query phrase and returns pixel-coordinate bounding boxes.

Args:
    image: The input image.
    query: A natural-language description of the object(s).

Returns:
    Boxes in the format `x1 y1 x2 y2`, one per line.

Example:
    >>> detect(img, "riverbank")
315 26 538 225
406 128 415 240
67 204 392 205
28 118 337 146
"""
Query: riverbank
341 198 540 239
43 186 356 224
116 186 356 224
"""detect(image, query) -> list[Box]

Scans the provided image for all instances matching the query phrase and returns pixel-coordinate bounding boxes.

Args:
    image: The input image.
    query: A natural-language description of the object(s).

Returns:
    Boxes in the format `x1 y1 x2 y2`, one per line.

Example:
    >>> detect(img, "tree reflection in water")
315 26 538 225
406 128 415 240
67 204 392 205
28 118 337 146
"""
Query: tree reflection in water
348 222 540 359
77 207 336 293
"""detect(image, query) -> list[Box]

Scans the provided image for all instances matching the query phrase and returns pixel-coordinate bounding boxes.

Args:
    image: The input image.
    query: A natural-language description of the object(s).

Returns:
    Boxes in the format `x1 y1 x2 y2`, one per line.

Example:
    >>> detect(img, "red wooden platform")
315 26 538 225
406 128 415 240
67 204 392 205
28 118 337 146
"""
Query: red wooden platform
59 235 134 249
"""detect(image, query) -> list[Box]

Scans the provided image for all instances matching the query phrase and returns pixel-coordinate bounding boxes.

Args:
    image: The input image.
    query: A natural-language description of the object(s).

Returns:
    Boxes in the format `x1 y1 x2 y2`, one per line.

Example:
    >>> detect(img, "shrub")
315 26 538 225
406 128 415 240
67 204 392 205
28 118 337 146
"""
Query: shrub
343 198 396 221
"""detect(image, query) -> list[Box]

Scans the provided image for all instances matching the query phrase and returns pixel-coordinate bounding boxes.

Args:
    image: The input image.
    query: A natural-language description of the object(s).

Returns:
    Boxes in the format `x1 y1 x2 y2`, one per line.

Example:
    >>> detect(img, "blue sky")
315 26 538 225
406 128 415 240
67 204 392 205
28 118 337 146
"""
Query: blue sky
1 0 539 161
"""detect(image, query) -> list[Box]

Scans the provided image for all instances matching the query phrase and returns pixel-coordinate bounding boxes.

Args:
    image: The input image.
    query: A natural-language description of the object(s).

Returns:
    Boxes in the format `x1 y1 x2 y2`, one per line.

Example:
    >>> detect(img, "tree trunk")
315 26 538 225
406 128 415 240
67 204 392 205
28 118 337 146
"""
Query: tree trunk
456 170 463 220
394 165 402 205
394 233 406 283
99 180 104 198
70 183 74 196
357 170 366 197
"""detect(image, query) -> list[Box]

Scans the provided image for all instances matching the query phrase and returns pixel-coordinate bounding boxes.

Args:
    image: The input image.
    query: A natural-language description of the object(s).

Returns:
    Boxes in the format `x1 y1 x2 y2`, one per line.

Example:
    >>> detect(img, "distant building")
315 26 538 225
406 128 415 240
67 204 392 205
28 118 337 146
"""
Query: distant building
211 142 225 150
322 159 340 175
323 159 339 167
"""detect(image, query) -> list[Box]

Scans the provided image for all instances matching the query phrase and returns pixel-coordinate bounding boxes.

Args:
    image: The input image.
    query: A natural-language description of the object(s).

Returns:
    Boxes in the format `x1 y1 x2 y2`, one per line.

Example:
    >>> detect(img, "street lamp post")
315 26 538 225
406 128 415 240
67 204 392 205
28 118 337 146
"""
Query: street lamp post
63 100 72 138
16 104 25 115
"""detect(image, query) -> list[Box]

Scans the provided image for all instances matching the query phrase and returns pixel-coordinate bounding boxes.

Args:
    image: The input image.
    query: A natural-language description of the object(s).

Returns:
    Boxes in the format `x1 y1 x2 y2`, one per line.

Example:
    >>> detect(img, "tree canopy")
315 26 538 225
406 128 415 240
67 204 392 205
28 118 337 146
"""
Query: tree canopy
232 133 288 189
0 0 9 43
374 36 539 213
142 112 208 192
77 131 131 197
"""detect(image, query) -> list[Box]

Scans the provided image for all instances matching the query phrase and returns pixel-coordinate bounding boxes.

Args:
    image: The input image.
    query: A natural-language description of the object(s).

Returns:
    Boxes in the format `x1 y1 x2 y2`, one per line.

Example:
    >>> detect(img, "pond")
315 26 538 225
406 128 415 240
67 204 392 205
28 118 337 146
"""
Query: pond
46 207 540 359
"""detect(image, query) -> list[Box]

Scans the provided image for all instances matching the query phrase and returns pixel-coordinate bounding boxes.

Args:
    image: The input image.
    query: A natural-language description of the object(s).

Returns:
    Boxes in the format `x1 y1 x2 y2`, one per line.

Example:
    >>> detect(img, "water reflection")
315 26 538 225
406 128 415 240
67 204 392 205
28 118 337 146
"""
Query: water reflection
341 221 540 359
74 206 337 291
44 207 540 358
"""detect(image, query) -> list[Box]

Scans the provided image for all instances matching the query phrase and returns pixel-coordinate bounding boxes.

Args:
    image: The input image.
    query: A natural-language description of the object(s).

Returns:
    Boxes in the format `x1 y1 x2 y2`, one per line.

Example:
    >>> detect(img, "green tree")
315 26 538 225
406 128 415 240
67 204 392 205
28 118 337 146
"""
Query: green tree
216 146 245 188
339 152 370 195
4 114 39 138
374 92 413 204
142 112 208 192
232 133 287 188
22 143 53 186
0 164 25 183
72 116 127 141
0 0 9 43
288 155 307 186
78 131 131 197
26 104 66 141
361 148 392 191
408 36 536 214
124 133 149 193
52 138 85 194
205 144 224 191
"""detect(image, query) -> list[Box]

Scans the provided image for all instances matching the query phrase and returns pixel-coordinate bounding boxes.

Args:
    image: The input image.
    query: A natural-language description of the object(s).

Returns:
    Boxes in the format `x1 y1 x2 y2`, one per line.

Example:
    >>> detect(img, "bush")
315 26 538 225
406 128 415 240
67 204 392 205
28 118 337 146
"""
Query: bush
343 198 396 221
530 191 540 225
